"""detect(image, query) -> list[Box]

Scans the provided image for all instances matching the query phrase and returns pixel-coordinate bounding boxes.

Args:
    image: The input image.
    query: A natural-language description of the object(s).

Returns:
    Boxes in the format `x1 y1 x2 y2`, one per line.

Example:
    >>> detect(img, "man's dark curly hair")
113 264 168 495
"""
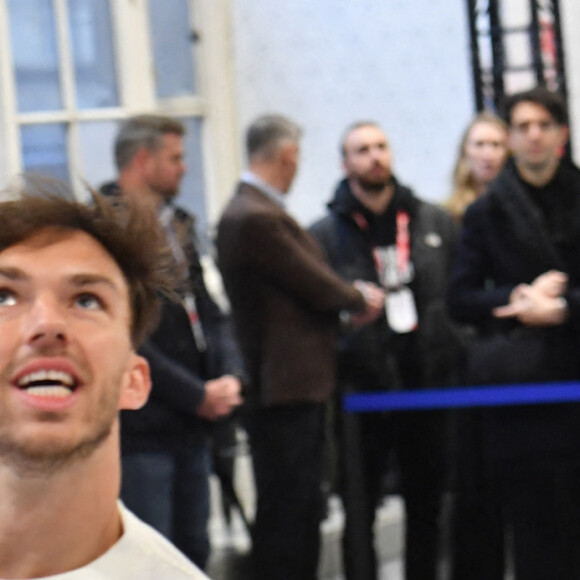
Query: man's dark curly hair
501 86 568 126
0 186 176 348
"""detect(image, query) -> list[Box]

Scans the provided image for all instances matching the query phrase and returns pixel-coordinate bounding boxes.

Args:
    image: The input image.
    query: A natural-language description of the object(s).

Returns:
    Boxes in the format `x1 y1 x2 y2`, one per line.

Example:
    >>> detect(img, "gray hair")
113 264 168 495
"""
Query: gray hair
115 115 185 171
245 114 302 161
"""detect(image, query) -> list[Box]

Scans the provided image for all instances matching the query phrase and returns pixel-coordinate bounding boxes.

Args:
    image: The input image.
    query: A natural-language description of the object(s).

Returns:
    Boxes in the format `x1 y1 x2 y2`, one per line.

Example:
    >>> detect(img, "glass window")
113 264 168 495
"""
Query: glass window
69 0 119 109
78 120 119 190
21 123 70 184
179 117 207 239
1 0 229 218
9 0 62 113
148 0 197 98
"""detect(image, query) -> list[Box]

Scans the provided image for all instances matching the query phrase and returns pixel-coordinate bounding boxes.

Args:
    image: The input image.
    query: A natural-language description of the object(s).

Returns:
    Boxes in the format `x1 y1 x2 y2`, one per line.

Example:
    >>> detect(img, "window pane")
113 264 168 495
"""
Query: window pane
148 0 197 98
9 0 62 112
21 124 70 186
179 117 208 242
68 0 119 109
78 120 119 189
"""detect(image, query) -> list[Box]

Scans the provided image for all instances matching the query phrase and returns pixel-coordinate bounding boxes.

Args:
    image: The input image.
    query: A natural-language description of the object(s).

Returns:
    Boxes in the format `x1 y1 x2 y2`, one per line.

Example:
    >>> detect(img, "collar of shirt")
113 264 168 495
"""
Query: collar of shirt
241 171 287 209
158 202 188 267
157 202 174 227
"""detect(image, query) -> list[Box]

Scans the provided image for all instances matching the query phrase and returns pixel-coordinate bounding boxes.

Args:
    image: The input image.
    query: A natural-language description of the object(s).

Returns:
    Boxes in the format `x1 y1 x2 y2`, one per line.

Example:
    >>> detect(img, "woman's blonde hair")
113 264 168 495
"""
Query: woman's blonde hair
446 111 508 221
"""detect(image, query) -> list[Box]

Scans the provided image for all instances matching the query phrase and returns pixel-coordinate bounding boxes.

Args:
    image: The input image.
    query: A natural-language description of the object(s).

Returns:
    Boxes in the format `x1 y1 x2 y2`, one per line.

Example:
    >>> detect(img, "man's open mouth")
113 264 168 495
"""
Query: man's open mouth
17 370 78 398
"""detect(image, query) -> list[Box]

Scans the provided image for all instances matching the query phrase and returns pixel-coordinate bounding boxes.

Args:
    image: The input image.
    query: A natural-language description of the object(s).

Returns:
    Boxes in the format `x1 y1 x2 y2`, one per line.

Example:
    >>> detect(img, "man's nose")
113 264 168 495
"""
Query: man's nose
370 148 383 163
528 123 543 139
26 296 68 347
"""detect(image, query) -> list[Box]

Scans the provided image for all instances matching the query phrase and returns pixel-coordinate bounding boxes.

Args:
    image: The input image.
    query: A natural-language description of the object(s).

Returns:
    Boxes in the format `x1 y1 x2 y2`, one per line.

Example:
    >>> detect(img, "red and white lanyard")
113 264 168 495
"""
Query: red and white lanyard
395 210 411 282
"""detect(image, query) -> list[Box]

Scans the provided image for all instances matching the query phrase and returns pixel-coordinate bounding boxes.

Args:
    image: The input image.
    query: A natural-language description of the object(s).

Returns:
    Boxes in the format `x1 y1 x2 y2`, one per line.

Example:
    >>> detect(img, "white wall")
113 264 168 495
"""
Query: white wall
229 0 475 225
561 0 580 162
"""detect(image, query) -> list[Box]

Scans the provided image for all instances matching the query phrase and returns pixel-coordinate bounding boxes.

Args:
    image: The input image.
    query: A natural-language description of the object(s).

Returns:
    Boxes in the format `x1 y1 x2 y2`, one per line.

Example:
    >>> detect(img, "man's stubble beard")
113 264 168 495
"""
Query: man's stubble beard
524 158 553 173
348 159 392 193
358 179 390 193
0 421 114 478
0 374 122 478
354 172 393 194
147 176 180 203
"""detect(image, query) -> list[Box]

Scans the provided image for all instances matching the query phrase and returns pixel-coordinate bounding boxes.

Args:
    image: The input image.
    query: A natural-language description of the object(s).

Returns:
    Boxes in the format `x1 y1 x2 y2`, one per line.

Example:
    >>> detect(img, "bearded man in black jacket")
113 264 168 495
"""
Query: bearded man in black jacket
310 121 459 580
448 87 580 580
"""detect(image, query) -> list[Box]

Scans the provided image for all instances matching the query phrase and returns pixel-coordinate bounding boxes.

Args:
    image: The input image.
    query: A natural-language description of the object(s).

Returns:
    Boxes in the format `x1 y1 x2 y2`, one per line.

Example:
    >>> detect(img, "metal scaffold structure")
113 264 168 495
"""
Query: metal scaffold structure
466 0 569 113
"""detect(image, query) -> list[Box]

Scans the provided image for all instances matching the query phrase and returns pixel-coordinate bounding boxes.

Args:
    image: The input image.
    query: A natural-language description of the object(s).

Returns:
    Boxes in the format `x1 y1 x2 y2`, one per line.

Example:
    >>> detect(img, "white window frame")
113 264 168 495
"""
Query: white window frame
0 0 239 224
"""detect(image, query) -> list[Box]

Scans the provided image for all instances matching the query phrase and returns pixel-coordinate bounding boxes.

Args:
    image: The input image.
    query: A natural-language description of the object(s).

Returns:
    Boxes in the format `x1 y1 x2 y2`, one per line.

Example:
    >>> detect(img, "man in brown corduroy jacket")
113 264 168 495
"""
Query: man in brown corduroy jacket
217 114 383 580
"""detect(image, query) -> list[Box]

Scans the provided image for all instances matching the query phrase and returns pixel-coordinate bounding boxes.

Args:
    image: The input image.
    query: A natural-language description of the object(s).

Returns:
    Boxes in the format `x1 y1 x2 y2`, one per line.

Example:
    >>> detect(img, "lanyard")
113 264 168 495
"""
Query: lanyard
184 293 207 352
396 210 411 278
352 208 413 287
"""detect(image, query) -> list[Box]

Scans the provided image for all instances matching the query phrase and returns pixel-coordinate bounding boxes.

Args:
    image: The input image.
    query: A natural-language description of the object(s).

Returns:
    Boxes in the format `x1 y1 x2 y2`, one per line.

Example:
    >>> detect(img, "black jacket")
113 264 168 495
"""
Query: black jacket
100 182 243 451
309 178 460 391
447 159 580 468
447 158 580 384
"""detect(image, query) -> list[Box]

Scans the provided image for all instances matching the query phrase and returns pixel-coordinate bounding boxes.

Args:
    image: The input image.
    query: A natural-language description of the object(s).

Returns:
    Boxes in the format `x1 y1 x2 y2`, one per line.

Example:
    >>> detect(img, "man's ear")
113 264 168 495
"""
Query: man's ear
133 147 154 174
558 125 570 153
118 354 151 411
279 141 298 164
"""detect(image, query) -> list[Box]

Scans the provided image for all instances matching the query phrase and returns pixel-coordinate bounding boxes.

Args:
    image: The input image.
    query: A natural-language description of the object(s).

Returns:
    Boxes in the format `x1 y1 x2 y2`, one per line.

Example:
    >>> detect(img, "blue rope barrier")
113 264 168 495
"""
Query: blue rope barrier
343 381 580 412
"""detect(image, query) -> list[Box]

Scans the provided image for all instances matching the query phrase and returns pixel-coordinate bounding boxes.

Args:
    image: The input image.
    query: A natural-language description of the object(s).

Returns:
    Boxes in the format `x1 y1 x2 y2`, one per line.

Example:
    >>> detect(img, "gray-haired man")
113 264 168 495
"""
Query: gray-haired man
217 114 384 580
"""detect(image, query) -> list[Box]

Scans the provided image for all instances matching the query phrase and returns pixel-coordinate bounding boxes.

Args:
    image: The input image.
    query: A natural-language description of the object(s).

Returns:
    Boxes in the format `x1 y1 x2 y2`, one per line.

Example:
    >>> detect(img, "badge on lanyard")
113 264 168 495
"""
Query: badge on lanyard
387 287 418 333
374 210 418 333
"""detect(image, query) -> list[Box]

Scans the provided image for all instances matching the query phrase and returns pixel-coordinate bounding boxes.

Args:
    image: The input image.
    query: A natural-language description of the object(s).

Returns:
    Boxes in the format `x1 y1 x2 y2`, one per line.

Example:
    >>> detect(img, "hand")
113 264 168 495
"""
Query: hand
351 280 385 327
197 375 243 420
493 284 568 326
531 270 568 298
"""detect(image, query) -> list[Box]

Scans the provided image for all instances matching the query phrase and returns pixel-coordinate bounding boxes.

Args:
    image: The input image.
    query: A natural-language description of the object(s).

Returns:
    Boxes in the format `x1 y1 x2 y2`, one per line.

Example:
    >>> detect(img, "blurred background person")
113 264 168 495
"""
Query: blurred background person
446 111 509 580
311 121 461 580
446 111 509 221
448 87 580 580
217 114 384 580
101 115 243 571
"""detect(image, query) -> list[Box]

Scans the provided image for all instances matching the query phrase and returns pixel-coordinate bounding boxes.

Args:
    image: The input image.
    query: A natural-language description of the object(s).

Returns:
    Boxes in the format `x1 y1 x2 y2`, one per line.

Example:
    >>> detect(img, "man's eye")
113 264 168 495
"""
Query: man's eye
0 289 17 306
75 293 104 310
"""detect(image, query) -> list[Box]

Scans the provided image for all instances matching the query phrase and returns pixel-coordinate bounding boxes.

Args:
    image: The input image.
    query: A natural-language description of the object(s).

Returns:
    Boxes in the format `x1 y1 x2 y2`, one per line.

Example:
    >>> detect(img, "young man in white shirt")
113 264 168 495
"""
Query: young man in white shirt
0 191 208 579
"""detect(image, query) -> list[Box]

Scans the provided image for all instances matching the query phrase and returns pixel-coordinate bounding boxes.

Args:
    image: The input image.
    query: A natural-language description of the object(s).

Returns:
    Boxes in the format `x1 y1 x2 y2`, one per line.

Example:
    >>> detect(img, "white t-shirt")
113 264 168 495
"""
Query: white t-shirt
2 503 209 580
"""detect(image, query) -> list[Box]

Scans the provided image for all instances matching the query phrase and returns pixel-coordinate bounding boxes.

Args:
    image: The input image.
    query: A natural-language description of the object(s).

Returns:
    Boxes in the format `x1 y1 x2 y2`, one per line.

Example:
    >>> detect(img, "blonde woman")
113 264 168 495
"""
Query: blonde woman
447 111 509 221
447 111 508 580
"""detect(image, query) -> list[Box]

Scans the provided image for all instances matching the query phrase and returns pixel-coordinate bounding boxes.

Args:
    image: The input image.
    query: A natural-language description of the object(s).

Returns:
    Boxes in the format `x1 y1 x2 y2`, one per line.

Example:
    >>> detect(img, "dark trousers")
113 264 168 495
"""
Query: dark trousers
244 402 326 580
505 466 580 580
121 440 211 569
340 408 447 580
452 407 580 580
451 410 504 580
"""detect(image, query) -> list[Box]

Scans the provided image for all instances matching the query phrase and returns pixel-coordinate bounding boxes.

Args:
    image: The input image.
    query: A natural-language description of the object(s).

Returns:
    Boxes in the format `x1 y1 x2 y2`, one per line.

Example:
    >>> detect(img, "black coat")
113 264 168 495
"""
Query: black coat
448 158 580 384
310 178 461 391
100 182 243 451
447 159 580 470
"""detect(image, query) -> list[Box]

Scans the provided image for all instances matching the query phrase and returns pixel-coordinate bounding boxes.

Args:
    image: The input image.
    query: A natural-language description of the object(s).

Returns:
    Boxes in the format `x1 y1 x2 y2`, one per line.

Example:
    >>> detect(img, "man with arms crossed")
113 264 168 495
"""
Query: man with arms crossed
217 114 384 580
448 87 580 579
0 191 208 578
